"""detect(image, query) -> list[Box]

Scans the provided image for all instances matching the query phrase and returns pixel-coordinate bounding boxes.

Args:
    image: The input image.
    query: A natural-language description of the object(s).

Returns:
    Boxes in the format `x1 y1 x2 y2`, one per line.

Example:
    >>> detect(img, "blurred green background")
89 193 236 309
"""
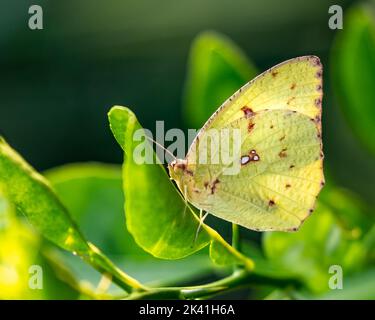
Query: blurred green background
2 0 373 201
0 0 374 299
1 0 373 201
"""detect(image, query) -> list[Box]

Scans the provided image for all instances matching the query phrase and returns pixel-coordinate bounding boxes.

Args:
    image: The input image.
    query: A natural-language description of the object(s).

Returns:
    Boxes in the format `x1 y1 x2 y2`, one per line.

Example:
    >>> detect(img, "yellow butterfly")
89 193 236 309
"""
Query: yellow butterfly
168 56 324 232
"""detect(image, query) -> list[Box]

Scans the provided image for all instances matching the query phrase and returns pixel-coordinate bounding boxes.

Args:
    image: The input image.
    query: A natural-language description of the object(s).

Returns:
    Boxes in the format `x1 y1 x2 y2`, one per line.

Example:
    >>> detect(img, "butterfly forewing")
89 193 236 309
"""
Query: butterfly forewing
188 56 322 156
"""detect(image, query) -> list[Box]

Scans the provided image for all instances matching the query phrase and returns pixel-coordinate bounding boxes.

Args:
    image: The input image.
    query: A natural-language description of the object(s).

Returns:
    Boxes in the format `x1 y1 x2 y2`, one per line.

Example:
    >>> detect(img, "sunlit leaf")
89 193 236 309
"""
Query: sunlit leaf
0 138 88 255
0 138 144 292
0 188 79 299
0 190 41 299
46 163 214 286
108 106 254 269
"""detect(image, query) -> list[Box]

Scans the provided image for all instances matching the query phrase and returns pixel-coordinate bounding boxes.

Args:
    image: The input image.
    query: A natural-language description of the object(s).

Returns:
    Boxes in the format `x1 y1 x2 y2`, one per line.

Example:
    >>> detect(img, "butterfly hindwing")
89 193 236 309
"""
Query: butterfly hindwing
190 109 323 231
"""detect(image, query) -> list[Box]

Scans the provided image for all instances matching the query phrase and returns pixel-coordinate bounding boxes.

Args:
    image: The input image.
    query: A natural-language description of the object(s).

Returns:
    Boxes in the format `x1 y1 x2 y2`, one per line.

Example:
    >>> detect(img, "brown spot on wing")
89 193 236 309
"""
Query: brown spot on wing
290 83 296 90
210 179 220 194
248 122 255 133
186 169 194 176
249 150 260 161
278 148 288 158
176 163 186 170
315 98 322 108
287 97 295 105
241 155 250 166
279 135 286 141
176 162 194 176
311 57 321 66
289 164 295 169
241 106 254 118
241 150 260 165
285 184 291 188
271 71 278 77
268 200 275 206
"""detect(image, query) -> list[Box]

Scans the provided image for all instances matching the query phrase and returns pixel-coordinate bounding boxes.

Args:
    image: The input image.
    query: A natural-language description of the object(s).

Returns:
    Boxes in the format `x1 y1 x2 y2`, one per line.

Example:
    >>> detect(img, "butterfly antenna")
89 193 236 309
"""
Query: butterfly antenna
145 136 177 161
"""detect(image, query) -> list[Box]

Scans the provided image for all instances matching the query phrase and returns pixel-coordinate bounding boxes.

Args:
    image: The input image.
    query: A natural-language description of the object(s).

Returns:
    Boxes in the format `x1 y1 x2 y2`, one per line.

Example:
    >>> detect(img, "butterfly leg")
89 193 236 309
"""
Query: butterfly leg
193 209 209 245
182 184 188 217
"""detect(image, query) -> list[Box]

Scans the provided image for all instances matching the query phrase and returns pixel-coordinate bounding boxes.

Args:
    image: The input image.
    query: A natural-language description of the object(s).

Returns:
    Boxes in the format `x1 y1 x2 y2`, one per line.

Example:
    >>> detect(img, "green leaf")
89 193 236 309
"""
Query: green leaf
0 187 80 299
108 106 254 270
318 184 374 234
0 138 88 254
263 186 371 293
363 225 375 263
45 163 138 256
0 188 42 299
241 240 297 281
0 138 144 292
46 163 214 286
183 31 257 128
331 6 375 155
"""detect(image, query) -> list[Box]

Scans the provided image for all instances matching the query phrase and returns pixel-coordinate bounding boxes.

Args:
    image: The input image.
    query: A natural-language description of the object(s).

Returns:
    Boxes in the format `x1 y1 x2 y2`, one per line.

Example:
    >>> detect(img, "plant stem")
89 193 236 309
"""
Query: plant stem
86 243 148 293
232 223 241 252
202 224 254 270
125 269 302 300
231 223 243 273
42 247 107 299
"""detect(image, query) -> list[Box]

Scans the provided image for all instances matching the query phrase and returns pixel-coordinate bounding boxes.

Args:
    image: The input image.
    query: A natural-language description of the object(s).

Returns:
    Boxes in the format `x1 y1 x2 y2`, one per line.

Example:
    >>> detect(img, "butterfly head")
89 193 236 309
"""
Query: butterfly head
168 159 195 198
168 159 187 174
168 159 187 179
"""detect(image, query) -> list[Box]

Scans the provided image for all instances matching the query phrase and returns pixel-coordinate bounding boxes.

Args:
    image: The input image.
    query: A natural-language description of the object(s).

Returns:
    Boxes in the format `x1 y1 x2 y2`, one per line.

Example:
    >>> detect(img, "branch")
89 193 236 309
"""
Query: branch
125 269 302 300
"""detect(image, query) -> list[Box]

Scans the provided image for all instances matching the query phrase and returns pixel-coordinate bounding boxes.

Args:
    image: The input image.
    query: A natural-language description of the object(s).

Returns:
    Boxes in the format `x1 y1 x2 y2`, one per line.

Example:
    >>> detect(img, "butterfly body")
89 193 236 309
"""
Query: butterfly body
168 56 324 232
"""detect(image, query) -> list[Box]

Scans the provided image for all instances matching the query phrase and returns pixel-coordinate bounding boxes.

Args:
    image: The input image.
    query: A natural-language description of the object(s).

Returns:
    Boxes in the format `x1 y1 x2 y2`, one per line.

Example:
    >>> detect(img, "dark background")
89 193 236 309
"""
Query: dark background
1 0 374 204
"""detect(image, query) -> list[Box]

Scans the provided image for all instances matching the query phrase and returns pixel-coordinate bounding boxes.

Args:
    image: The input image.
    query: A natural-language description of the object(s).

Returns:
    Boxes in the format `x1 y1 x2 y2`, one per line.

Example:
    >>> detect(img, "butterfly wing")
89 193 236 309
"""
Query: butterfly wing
191 109 323 231
180 56 323 231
